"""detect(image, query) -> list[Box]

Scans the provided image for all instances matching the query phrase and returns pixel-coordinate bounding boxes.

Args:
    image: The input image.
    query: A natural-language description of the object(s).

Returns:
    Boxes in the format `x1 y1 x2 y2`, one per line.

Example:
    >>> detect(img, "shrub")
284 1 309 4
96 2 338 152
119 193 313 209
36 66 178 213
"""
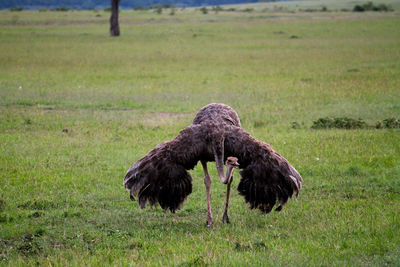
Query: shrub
242 8 254 12
363 2 374 10
55 7 69 11
376 118 400 129
302 8 317 12
376 4 393 11
10 7 23 11
311 117 367 129
353 2 393 12
200 7 208 14
353 5 365 12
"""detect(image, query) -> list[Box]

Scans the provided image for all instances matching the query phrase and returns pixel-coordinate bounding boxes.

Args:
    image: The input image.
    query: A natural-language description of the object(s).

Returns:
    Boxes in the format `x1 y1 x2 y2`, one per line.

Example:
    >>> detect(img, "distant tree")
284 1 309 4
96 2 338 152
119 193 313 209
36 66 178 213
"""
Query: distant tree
110 0 120 36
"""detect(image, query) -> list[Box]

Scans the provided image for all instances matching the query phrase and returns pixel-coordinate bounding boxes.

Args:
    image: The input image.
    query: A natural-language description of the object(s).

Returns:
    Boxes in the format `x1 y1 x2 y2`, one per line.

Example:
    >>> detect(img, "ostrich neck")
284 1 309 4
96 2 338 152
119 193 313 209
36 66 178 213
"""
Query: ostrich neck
225 165 235 183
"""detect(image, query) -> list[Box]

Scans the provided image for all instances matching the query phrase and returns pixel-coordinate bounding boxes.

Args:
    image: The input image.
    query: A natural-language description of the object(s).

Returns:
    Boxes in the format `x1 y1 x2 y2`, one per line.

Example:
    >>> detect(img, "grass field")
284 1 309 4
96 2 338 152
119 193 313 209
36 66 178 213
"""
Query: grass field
0 1 400 266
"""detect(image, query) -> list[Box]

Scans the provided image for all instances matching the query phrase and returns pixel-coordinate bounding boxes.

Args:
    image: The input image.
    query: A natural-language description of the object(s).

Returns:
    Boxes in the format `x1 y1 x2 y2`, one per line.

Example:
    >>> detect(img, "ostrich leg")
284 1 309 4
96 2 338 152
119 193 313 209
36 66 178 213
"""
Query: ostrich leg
201 160 213 227
222 175 233 224
222 157 239 224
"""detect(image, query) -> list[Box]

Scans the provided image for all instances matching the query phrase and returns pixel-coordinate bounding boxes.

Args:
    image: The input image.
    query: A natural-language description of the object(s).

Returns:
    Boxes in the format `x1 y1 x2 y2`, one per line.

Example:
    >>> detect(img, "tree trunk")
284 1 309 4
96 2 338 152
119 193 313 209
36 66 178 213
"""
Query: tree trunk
110 0 120 36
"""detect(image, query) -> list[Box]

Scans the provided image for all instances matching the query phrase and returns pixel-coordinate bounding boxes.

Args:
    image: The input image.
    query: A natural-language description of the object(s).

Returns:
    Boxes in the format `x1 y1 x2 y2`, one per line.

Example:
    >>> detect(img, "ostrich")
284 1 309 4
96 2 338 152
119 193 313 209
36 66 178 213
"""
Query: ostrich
124 105 302 225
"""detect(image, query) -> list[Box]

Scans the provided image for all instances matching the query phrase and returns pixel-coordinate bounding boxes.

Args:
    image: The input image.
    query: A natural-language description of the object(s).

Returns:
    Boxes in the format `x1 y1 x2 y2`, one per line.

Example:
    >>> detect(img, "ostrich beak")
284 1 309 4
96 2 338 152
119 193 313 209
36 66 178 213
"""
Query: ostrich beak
224 163 239 184
215 156 228 184
217 166 227 184
224 165 234 184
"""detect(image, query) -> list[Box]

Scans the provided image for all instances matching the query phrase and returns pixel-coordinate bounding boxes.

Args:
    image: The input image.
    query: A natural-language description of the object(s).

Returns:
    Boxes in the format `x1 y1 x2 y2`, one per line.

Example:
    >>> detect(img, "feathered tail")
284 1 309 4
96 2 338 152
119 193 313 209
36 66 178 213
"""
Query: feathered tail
237 152 302 213
124 146 193 213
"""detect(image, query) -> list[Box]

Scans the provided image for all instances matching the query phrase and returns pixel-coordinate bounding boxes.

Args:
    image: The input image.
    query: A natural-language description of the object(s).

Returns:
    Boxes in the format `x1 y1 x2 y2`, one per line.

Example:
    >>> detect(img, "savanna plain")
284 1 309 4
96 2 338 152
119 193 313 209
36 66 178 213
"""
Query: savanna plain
0 1 399 266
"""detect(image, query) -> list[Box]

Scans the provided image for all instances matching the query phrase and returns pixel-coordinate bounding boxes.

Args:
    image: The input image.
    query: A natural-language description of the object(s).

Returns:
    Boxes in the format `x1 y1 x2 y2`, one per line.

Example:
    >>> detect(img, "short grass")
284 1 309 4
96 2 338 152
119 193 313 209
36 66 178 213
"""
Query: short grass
1 3 399 266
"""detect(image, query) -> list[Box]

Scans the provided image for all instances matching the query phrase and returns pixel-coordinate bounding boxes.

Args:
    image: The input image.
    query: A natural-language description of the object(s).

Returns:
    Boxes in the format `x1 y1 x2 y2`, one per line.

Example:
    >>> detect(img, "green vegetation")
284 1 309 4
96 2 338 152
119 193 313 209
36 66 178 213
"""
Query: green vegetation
353 2 394 12
311 117 367 129
0 3 399 266
200 6 208 14
9 7 23 11
376 118 400 129
309 117 400 129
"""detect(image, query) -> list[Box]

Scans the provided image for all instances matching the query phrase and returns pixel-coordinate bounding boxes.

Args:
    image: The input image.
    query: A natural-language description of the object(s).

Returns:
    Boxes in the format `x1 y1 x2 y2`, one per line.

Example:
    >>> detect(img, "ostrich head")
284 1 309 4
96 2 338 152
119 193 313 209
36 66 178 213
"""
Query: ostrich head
225 157 239 183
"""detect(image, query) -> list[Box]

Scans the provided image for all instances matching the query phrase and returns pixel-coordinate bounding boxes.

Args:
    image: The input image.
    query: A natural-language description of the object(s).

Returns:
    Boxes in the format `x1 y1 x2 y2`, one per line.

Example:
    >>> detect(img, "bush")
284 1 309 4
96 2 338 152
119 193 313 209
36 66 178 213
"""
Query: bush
104 7 111 12
200 7 208 14
302 8 317 12
375 118 400 129
353 2 393 12
353 5 365 12
10 7 23 11
311 117 367 129
55 7 69 11
242 8 254 12
376 4 393 11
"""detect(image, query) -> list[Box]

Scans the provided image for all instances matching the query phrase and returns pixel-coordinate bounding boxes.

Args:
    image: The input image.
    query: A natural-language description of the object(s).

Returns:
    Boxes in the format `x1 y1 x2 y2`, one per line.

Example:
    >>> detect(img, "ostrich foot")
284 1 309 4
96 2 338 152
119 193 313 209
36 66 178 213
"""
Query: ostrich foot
222 212 230 224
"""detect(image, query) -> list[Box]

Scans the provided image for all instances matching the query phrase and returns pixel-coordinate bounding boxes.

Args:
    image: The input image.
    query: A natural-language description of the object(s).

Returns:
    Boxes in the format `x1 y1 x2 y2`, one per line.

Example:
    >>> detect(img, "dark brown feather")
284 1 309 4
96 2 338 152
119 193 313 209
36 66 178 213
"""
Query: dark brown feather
192 103 241 182
124 123 222 212
223 125 302 213
192 103 241 127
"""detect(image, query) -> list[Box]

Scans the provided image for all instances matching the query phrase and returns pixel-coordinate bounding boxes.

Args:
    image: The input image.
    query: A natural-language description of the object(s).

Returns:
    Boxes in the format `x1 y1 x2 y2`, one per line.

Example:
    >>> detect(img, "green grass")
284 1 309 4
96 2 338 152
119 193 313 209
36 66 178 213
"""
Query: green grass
1 3 399 266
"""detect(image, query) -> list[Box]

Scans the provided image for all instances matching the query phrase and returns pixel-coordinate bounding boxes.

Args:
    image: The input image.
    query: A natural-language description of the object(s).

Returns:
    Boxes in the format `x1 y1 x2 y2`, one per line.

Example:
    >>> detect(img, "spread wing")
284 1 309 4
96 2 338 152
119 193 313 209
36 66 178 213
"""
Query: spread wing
124 143 193 213
224 126 303 213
